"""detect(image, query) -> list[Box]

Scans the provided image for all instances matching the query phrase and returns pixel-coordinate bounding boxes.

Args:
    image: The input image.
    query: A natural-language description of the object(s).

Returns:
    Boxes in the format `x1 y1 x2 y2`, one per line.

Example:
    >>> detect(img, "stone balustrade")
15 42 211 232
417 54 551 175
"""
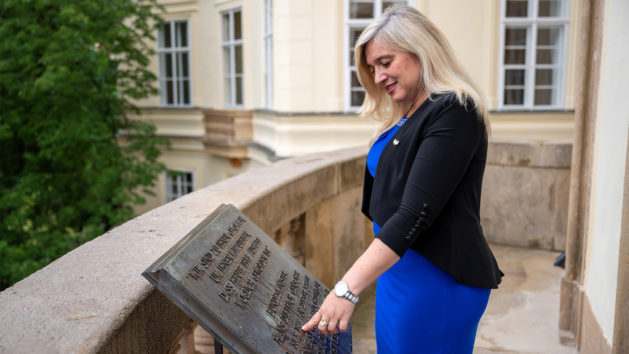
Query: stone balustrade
0 139 571 353
0 146 370 353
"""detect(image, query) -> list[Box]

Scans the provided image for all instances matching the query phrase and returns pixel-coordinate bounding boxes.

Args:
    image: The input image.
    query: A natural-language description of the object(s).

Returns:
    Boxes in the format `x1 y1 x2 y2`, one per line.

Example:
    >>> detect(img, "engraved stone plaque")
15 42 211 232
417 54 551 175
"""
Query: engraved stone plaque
143 204 352 353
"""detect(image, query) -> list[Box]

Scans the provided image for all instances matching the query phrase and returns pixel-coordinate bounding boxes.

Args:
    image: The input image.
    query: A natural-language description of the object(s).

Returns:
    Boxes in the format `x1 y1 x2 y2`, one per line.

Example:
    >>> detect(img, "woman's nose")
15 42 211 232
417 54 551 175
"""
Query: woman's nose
374 69 386 86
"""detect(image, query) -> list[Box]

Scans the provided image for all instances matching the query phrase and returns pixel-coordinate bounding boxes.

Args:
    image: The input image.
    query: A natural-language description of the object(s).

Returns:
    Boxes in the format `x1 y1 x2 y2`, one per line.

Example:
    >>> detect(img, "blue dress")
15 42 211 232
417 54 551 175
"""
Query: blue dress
367 118 491 354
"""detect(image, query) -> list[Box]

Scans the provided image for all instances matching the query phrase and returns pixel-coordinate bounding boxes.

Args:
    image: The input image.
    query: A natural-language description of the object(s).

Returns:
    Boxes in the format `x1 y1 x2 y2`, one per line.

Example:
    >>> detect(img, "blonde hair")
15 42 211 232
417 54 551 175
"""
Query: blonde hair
355 4 489 138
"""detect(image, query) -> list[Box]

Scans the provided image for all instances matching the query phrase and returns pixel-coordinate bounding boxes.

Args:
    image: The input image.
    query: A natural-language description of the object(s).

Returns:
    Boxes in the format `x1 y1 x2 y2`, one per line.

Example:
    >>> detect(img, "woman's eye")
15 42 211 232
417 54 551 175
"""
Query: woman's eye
382 61 391 67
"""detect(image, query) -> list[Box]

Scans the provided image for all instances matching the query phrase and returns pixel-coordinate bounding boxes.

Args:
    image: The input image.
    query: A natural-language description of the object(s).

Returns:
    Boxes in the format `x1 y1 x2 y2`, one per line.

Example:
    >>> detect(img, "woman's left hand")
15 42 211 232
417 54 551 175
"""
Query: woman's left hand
301 291 355 335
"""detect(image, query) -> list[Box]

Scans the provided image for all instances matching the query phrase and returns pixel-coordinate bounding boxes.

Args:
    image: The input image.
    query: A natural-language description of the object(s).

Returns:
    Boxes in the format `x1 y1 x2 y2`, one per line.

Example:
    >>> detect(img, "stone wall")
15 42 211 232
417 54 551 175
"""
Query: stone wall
481 139 572 251
0 147 369 353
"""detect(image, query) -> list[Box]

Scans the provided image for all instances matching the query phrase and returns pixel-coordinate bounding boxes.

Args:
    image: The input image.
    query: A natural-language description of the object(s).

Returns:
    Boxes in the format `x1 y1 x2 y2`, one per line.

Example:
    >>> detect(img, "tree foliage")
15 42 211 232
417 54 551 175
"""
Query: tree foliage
0 0 168 290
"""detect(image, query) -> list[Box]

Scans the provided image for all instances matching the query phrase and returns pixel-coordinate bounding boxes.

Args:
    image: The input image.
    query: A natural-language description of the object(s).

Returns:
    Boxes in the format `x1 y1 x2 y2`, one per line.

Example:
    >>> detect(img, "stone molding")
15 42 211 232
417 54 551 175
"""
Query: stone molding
201 108 253 159
560 0 605 346
487 138 572 168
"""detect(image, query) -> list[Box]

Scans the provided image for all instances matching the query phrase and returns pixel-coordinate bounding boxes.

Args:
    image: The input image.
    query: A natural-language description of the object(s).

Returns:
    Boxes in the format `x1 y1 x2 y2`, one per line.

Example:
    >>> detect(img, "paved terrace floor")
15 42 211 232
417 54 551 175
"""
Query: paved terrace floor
351 244 577 354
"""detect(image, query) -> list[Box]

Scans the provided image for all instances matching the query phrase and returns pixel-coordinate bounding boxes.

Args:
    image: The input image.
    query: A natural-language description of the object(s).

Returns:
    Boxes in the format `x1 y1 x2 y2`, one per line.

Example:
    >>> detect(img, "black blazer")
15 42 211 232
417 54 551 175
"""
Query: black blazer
362 93 503 289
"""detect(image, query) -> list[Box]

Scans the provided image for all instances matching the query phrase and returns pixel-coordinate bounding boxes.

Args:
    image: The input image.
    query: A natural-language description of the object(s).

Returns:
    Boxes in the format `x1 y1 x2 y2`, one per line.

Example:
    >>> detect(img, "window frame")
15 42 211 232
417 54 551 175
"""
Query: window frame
344 0 410 112
222 8 244 108
165 169 195 203
498 0 570 111
157 19 193 107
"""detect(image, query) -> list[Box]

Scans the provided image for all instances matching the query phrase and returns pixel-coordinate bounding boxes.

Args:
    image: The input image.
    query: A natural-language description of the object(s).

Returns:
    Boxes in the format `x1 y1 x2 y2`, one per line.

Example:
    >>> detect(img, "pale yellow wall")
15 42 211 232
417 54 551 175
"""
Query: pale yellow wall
136 0 579 138
197 0 222 108
129 0 586 211
273 0 344 112
416 0 500 109
488 111 573 141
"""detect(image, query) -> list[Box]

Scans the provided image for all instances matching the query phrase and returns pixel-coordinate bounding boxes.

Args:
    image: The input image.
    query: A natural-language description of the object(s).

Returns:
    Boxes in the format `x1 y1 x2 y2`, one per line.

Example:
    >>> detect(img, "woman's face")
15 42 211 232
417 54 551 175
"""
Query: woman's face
364 40 423 106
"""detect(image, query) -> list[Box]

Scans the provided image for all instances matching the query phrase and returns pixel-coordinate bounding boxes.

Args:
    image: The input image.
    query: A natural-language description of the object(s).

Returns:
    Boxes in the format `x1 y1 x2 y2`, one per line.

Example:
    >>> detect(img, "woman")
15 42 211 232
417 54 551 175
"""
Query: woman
302 4 503 353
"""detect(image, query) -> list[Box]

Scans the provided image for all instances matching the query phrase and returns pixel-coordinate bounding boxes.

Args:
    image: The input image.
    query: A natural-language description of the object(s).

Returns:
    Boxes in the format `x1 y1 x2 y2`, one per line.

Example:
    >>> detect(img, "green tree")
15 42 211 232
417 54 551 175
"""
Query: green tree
0 0 168 290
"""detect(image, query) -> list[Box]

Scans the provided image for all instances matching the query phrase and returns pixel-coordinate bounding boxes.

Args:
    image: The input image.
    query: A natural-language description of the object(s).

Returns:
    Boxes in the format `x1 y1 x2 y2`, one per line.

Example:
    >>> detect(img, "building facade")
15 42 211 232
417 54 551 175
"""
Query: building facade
131 0 581 213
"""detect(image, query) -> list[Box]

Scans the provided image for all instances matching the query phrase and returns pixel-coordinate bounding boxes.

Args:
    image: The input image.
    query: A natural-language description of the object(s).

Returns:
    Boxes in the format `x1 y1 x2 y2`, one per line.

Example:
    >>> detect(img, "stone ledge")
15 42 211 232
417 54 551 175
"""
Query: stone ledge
0 146 367 353
488 138 572 168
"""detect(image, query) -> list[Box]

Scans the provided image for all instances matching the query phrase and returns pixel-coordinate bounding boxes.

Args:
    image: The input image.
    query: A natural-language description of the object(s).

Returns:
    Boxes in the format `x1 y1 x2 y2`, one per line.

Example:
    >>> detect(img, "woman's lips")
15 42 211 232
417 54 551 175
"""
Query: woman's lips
386 83 397 94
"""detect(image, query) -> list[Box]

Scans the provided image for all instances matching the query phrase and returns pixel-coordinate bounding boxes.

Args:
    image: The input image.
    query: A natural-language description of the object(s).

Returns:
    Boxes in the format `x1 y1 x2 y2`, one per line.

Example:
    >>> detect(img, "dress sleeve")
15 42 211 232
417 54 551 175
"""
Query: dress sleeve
375 101 485 257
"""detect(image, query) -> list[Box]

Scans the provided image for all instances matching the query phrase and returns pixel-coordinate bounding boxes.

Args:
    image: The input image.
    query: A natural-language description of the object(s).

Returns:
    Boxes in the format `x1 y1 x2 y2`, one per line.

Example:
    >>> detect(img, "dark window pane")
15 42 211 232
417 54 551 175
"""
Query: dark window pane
165 53 173 77
505 69 525 86
162 23 171 48
158 53 167 77
534 89 553 105
222 13 230 41
536 49 556 64
186 172 193 184
175 52 181 77
350 49 355 66
181 53 189 77
383 0 405 11
351 90 365 106
351 70 361 88
235 77 243 105
171 180 178 195
183 80 190 104
235 45 243 74
539 0 562 17
349 1 374 19
166 80 174 104
535 69 554 85
176 78 182 104
504 89 524 105
234 11 242 40
505 28 527 45
504 49 526 64
351 27 364 47
177 22 187 47
537 27 560 46
506 0 528 17
223 47 231 76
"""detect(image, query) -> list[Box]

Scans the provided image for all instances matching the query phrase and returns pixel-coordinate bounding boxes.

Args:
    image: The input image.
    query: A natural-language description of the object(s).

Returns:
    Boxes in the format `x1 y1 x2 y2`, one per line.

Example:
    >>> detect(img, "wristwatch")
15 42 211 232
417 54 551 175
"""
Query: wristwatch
333 281 359 305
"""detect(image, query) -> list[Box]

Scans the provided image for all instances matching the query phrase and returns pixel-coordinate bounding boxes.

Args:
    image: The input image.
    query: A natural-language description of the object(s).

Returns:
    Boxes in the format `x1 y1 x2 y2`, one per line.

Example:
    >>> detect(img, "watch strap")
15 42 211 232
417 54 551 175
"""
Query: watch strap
343 291 360 305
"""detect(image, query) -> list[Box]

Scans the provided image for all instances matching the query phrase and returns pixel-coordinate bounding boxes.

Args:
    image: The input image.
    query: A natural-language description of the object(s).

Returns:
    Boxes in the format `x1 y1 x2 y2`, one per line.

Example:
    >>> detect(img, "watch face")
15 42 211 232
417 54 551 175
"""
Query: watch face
334 281 348 296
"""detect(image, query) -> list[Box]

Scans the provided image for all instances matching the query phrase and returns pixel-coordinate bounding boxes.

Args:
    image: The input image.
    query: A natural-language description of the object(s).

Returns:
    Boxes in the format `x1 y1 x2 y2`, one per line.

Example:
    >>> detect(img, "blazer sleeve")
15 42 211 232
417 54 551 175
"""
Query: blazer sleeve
375 101 485 257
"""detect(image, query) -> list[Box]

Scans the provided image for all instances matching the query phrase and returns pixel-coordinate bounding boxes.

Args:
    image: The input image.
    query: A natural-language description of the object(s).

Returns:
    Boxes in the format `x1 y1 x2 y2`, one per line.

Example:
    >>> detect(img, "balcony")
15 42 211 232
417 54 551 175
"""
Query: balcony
0 141 573 353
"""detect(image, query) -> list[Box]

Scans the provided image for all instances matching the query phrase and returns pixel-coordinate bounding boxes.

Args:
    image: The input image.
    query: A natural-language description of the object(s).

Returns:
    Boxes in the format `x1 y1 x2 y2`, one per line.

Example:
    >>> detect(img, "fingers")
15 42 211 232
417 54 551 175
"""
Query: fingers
302 295 355 335
318 316 331 335
301 312 321 332
338 319 349 333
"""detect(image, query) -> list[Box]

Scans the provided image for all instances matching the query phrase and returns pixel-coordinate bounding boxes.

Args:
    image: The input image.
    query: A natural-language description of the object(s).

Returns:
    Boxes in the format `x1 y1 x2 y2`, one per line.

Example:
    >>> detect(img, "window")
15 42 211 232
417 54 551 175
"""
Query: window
165 170 194 202
157 20 192 106
264 0 273 109
499 0 569 110
222 8 244 107
344 0 408 111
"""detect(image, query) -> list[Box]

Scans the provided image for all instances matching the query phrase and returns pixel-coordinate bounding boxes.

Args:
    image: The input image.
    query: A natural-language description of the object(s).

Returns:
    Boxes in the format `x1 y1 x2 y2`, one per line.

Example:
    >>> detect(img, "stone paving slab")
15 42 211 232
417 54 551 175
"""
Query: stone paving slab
351 244 577 353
